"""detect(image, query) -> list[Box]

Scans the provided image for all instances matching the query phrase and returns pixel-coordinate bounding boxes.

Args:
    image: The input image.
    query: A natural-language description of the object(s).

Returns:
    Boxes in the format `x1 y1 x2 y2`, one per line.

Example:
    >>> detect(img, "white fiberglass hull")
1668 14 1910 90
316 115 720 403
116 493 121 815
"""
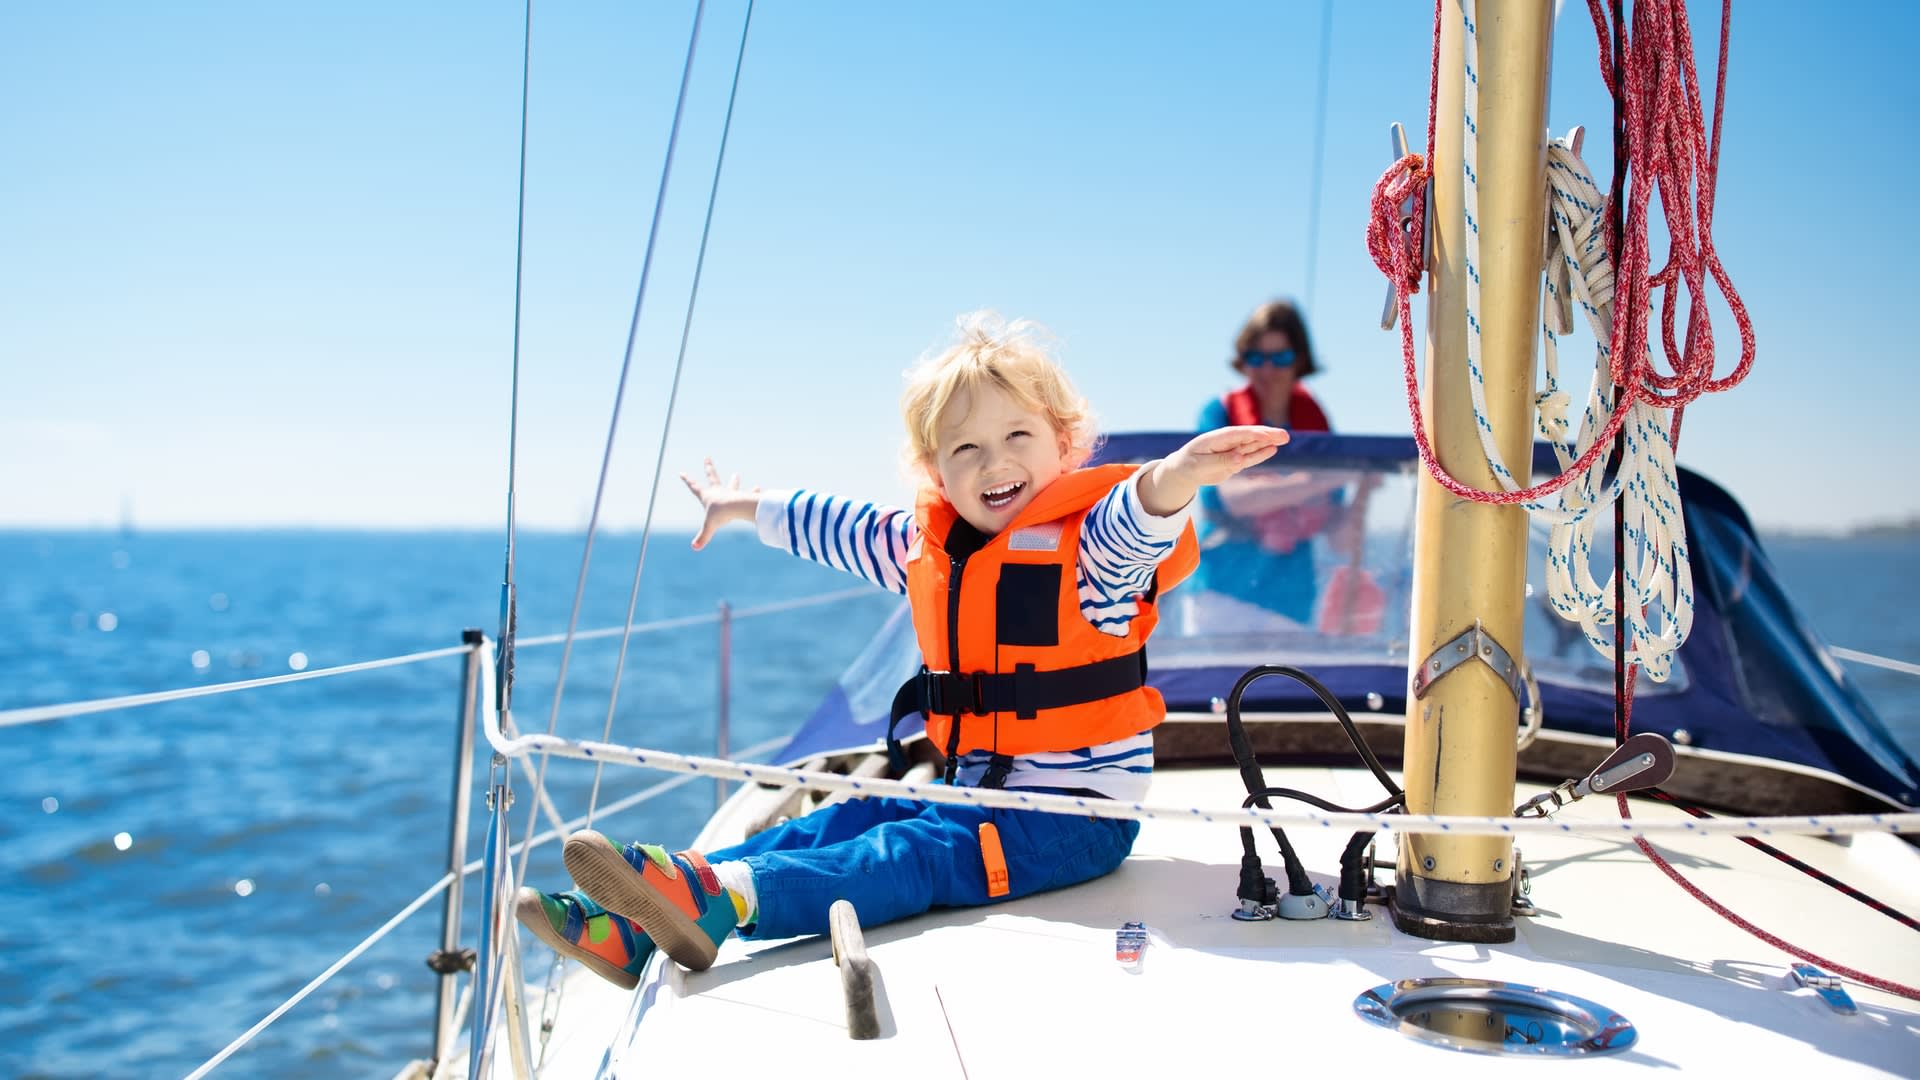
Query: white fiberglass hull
456 764 1920 1078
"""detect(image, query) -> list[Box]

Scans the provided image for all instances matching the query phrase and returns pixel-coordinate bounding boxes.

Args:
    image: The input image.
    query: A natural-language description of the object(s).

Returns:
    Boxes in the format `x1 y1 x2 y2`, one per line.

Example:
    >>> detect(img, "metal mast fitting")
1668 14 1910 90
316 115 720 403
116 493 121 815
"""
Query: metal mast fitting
1393 0 1554 944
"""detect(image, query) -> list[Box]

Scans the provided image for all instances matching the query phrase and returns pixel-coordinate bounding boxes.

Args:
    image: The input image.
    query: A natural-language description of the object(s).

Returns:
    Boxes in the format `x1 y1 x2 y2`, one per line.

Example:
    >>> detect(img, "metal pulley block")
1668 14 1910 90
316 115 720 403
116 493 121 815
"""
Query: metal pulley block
1515 733 1678 818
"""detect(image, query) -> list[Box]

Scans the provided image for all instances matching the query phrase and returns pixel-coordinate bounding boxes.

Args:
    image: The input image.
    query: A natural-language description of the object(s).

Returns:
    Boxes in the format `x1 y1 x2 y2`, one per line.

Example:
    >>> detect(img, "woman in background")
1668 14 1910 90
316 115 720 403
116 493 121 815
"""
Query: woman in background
1199 299 1328 434
1193 299 1372 629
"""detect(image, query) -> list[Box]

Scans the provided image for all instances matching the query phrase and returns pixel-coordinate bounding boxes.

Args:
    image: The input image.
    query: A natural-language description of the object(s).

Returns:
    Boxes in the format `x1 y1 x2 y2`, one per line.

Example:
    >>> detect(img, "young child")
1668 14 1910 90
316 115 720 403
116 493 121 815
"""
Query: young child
516 312 1286 987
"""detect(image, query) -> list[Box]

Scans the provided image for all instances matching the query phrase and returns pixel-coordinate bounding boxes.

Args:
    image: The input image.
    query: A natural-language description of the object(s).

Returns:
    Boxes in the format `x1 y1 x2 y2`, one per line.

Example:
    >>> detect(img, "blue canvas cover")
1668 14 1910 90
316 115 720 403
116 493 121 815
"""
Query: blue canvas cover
774 433 1917 811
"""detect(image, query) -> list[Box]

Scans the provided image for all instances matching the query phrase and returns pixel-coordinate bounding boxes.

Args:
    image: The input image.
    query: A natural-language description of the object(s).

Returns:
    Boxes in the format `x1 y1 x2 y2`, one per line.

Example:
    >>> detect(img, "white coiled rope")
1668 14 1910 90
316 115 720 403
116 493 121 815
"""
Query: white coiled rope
1458 0 1692 681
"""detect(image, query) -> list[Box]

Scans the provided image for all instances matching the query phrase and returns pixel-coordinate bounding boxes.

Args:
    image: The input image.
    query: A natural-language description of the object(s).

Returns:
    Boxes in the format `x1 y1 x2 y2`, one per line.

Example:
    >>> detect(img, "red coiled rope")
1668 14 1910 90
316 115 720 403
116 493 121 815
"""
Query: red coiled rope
1367 0 1755 505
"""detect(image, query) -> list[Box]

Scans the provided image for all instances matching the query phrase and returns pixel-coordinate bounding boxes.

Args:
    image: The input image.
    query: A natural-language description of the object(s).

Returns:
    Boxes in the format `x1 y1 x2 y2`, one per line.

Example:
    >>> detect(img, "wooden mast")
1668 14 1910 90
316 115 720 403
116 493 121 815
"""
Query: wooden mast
1391 0 1554 943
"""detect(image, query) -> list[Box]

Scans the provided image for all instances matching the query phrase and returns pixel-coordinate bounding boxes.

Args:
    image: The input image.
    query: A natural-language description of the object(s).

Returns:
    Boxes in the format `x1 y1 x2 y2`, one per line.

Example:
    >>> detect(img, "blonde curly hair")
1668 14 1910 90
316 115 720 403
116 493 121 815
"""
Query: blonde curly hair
900 311 1098 478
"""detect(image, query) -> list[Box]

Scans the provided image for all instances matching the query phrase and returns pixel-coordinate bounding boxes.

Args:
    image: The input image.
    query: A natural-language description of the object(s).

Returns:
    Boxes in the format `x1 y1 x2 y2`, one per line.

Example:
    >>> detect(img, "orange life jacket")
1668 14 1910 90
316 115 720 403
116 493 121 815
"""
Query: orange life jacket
896 463 1199 766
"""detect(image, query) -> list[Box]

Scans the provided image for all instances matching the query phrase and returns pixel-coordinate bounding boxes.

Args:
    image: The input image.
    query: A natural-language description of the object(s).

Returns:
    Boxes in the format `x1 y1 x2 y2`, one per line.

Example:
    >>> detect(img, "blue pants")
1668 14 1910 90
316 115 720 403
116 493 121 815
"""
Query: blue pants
704 795 1139 941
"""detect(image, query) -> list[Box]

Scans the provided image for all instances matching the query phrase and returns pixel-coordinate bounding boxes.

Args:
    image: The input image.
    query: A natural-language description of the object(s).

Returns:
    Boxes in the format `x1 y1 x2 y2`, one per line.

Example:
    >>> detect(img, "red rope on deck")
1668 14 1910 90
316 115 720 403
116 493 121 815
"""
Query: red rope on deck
1619 787 1920 1001
1648 789 1920 935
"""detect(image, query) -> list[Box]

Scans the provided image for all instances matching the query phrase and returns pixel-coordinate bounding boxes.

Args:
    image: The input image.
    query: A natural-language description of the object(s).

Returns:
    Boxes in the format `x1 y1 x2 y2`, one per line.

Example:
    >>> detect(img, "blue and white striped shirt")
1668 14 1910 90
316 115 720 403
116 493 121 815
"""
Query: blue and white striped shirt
756 468 1192 801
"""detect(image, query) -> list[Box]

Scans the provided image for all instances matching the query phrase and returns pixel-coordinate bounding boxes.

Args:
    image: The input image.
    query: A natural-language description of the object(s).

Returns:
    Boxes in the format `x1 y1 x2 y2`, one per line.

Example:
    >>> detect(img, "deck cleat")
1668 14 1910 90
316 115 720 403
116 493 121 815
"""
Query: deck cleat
1790 964 1858 1015
1510 847 1537 916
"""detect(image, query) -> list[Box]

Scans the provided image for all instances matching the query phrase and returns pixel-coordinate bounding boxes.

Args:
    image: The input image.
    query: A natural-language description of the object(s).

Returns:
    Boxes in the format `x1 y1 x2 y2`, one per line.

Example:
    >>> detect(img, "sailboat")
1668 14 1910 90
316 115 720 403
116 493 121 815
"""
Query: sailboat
7 1 1915 1076
404 1 1920 1076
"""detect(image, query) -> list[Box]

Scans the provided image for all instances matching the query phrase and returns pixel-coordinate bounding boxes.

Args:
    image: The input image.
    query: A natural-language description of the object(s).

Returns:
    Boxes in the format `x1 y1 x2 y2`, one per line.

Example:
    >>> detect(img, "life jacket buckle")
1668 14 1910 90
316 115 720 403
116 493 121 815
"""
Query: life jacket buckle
923 669 987 716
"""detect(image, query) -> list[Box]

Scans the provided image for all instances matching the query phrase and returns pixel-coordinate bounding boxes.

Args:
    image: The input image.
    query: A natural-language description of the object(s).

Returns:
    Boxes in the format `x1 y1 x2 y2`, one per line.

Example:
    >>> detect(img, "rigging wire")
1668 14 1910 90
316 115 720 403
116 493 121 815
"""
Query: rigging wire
587 0 759 830
497 0 535 725
517 0 711 886
1300 0 1334 315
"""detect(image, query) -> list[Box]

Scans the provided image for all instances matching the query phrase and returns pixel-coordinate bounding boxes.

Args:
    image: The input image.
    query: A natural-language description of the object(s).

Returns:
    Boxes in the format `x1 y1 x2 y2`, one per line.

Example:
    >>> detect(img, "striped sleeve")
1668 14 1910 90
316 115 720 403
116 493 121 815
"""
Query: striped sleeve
1076 468 1193 636
755 489 916 595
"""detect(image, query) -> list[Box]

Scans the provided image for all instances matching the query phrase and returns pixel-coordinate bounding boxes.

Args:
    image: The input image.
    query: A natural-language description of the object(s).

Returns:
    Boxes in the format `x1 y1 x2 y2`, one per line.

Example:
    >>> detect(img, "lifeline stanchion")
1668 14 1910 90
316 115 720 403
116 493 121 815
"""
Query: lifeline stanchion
468 754 512 1078
716 600 732 813
429 629 486 1064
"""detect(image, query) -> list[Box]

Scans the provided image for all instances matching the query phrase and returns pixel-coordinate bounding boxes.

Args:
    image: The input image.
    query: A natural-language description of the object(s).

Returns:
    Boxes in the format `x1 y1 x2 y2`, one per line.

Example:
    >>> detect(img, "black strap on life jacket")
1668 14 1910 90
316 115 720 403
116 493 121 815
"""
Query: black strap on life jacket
886 649 1149 776
979 753 1016 789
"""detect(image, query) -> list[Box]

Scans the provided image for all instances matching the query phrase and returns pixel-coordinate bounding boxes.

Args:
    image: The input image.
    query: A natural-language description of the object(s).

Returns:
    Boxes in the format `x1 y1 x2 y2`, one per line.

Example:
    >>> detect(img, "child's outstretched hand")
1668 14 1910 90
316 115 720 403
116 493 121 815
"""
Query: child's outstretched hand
1172 426 1289 485
1138 426 1289 517
679 458 762 550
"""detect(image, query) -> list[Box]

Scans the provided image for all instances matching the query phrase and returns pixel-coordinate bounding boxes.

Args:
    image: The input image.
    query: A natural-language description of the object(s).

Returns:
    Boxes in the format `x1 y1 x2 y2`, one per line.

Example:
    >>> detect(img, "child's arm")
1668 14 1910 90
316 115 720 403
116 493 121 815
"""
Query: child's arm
681 458 915 594
1137 425 1289 517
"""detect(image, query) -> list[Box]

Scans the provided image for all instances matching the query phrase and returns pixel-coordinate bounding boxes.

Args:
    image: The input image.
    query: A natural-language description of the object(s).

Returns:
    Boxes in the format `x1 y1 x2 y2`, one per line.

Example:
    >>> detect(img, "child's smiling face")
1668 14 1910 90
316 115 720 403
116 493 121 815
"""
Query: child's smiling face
929 382 1072 535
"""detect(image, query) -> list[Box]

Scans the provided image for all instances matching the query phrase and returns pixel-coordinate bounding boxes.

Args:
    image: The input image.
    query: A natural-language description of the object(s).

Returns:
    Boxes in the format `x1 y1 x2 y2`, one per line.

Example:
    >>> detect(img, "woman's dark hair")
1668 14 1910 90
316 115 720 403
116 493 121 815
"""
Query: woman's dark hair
1231 298 1319 377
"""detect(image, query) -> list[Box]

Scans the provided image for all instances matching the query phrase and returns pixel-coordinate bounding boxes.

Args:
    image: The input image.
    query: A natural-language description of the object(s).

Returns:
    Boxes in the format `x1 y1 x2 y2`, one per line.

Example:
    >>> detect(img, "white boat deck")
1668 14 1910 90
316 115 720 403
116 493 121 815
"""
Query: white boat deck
501 765 1920 1077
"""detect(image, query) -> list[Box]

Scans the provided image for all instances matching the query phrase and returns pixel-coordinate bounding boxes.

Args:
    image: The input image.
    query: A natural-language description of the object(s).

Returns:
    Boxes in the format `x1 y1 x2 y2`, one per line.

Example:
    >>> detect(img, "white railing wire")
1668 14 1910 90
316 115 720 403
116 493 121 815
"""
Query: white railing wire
501 727 1920 840
0 645 473 728
0 585 886 729
184 733 785 1079
476 640 1920 842
1832 646 1920 679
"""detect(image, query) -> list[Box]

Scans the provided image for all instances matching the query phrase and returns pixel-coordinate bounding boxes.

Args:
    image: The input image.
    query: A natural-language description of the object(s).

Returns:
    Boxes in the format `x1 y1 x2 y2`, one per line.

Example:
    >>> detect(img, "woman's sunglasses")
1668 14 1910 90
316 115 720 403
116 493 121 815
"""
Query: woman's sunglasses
1242 348 1297 369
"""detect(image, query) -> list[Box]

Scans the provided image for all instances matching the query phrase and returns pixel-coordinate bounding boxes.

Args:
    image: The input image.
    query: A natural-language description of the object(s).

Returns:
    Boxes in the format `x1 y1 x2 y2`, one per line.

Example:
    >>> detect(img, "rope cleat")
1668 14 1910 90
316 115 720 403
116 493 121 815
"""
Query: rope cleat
1790 964 1858 1015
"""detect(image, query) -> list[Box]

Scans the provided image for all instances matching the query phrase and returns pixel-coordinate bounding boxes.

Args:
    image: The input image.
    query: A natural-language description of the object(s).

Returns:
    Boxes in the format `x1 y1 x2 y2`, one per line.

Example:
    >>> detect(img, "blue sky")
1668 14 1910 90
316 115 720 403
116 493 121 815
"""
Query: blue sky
3 1 1914 533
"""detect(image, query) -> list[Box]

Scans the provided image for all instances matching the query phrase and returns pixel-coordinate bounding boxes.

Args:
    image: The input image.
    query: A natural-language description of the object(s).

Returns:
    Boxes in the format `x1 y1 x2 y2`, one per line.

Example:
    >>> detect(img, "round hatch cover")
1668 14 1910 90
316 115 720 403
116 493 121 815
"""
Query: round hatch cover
1353 978 1636 1056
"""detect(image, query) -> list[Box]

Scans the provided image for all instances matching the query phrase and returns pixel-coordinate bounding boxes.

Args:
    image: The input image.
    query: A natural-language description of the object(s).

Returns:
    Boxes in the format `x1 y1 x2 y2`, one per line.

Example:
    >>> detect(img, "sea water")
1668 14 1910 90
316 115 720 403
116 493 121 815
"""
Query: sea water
0 529 901 1078
0 529 1913 1078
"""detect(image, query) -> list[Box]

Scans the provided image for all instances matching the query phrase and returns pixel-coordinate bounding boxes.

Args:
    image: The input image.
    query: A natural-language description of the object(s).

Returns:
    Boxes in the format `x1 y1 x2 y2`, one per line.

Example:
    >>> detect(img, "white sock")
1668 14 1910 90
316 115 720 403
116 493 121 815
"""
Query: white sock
713 859 757 927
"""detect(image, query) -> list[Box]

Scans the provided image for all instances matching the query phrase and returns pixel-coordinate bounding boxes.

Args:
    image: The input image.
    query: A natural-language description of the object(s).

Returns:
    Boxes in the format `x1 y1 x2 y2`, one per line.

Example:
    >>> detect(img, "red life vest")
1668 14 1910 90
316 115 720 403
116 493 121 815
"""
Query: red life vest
1222 384 1330 431
899 463 1199 761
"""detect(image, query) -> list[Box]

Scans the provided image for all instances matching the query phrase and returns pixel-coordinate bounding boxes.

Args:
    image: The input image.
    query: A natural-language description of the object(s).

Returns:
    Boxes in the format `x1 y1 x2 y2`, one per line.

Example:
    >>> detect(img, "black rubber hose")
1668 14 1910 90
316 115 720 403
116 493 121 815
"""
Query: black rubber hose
1241 788 1405 815
1228 664 1402 796
1338 831 1376 903
1224 664 1404 901
1237 788 1400 904
1226 668 1311 895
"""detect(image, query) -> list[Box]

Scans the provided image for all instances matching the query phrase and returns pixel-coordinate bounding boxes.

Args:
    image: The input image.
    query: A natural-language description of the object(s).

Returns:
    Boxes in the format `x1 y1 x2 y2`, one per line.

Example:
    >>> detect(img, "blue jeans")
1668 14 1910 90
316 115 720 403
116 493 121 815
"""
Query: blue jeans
704 794 1139 941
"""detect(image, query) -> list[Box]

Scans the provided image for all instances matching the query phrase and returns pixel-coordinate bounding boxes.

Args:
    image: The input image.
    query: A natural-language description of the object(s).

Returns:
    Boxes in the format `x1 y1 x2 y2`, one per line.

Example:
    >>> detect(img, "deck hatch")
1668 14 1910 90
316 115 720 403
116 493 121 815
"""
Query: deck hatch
1352 978 1636 1056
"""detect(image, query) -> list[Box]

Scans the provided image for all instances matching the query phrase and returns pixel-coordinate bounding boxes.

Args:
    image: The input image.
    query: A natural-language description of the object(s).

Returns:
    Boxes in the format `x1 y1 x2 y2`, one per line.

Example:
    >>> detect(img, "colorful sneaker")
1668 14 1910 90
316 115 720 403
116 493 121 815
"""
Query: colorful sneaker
564 831 738 972
513 886 655 990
